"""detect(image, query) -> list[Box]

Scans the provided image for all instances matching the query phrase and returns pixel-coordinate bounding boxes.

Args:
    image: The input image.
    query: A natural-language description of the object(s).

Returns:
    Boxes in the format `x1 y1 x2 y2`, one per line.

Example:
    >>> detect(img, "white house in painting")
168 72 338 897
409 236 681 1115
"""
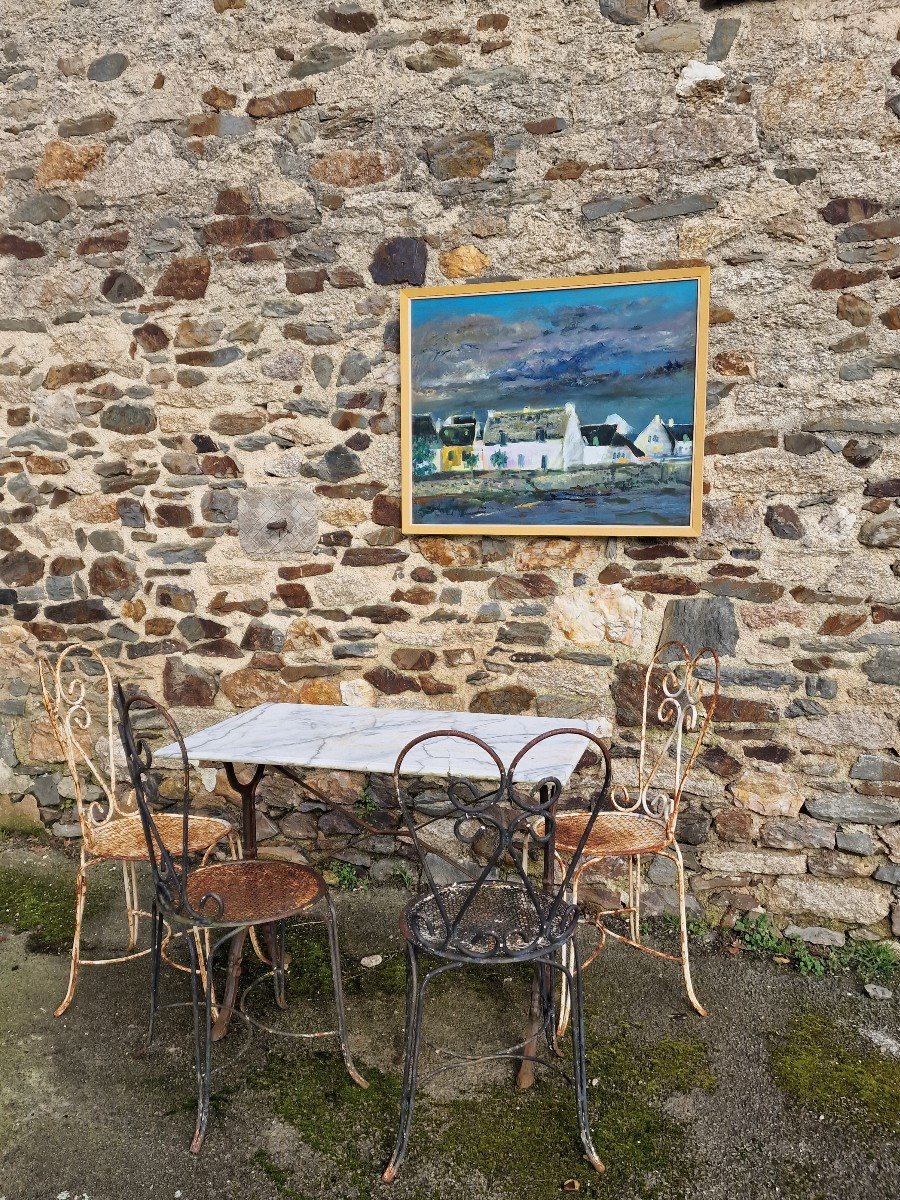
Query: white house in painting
481 403 583 471
635 415 693 460
580 423 643 465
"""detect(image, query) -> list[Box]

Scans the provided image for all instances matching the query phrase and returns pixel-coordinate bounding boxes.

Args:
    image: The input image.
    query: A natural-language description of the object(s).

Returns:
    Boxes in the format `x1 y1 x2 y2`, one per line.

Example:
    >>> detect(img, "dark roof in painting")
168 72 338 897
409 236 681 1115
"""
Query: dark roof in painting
482 407 571 446
580 423 641 457
664 422 693 448
440 420 477 447
412 414 438 441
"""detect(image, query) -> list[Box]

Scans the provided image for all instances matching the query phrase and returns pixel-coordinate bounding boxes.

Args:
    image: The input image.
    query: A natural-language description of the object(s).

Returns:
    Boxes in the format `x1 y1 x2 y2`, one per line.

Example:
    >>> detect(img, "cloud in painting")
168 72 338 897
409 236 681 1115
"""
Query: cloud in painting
410 279 699 421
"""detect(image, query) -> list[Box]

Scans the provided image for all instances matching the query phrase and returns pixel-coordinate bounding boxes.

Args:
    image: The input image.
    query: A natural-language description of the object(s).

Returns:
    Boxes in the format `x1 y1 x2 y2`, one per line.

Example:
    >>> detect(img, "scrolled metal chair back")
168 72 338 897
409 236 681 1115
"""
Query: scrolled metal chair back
612 642 719 838
393 729 611 959
114 684 223 924
38 647 130 837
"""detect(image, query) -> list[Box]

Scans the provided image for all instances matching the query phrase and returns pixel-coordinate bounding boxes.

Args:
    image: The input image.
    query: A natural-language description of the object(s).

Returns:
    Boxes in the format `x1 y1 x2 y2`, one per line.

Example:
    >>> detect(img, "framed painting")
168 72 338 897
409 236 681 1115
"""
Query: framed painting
399 265 710 539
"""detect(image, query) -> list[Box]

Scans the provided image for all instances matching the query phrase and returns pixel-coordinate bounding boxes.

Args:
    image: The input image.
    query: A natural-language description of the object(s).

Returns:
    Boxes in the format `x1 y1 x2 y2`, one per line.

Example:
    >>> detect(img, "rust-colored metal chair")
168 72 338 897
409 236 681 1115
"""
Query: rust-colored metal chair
39 648 234 1016
553 643 719 1033
115 685 366 1153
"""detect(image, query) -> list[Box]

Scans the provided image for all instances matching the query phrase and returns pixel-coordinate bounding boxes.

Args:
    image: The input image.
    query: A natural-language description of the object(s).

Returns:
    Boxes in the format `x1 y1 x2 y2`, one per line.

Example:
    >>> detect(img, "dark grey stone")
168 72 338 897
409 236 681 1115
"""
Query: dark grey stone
804 795 900 826
312 353 333 387
13 194 71 225
582 195 646 220
707 17 741 61
598 0 647 24
7 429 67 452
290 43 354 78
338 351 371 385
874 863 900 885
625 194 717 222
87 52 129 81
850 754 900 783
805 675 837 700
333 642 379 658
658 595 739 658
863 648 900 685
836 830 876 856
0 317 45 332
306 444 362 482
774 166 818 184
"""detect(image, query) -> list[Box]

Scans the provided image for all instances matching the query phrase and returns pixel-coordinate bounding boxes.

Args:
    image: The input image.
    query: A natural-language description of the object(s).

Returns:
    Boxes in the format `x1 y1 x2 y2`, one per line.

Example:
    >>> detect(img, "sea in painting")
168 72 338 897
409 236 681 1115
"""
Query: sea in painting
408 276 701 530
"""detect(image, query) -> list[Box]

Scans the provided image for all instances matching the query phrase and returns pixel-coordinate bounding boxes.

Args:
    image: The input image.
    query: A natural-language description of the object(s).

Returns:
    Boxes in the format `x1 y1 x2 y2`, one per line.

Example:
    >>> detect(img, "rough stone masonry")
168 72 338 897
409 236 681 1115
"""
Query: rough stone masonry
1 0 900 944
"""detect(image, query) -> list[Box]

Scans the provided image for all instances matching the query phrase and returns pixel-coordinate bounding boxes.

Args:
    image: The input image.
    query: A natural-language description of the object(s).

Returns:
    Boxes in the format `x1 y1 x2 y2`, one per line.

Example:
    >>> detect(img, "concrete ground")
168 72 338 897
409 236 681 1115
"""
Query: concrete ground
0 841 898 1200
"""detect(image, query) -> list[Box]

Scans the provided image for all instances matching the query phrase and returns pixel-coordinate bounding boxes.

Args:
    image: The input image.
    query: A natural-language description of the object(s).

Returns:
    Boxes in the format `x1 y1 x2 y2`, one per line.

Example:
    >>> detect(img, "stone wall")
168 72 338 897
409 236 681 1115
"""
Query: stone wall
2 0 900 942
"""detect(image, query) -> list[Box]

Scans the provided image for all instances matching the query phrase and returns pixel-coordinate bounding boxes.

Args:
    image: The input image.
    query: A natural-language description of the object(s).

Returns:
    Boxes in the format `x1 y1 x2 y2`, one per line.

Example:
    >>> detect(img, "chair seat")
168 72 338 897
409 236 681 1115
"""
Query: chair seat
401 880 577 961
86 812 231 862
184 860 326 925
555 810 669 859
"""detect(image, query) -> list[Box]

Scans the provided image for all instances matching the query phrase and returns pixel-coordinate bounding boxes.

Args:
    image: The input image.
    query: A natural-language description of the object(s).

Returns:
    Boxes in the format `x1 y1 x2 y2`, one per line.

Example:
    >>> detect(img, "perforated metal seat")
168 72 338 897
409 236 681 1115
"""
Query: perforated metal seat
555 810 668 859
401 880 578 961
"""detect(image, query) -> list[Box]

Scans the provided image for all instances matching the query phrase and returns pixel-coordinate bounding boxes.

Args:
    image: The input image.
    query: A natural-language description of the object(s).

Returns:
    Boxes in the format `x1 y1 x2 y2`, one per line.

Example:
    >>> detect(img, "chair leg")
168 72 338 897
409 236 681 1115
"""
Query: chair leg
382 943 424 1184
567 940 604 1173
323 894 367 1088
55 863 88 1017
673 842 706 1017
189 932 222 1154
629 855 642 944
129 861 141 951
556 876 578 1041
148 901 164 1044
274 920 287 1009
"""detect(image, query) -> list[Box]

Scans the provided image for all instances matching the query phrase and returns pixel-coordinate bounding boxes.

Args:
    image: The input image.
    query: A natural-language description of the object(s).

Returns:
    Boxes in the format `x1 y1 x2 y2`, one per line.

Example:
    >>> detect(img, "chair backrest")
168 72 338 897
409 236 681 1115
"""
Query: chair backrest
614 642 719 839
393 728 611 959
39 647 128 841
114 684 223 924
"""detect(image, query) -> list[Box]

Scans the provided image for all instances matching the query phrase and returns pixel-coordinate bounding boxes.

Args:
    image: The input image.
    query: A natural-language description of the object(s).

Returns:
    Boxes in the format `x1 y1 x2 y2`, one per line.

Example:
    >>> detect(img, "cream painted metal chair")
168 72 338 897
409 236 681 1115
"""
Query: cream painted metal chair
553 643 719 1033
39 647 235 1016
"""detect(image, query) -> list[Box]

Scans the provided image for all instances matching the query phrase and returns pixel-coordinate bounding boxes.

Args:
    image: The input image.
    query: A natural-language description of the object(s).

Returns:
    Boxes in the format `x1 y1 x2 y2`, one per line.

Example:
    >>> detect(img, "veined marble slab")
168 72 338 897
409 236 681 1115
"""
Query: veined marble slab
156 703 609 784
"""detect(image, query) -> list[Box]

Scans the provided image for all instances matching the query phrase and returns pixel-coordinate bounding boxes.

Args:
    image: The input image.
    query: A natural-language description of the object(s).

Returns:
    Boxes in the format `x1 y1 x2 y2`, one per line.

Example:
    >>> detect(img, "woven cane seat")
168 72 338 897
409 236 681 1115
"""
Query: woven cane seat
184 860 325 925
402 880 577 960
555 811 668 859
86 812 231 862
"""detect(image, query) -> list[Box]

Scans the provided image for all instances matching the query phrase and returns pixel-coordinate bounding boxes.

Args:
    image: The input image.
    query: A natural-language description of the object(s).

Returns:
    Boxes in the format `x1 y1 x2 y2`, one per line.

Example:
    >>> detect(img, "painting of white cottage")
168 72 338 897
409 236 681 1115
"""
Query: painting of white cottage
401 267 709 538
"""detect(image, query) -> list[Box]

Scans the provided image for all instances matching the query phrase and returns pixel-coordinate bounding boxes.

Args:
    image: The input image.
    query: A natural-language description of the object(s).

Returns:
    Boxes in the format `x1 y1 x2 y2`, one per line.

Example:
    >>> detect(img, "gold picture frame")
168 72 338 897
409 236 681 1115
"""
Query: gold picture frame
400 265 710 539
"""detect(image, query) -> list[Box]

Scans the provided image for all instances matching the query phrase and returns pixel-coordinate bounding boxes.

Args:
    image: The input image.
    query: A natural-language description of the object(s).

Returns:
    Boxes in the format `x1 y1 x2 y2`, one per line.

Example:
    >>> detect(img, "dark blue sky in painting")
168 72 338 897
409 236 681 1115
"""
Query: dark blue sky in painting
409 277 700 436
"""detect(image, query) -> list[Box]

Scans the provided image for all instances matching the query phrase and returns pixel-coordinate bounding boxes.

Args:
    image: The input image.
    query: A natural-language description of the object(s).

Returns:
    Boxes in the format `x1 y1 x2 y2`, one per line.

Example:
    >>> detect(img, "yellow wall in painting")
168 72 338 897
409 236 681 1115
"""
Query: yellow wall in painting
441 446 465 470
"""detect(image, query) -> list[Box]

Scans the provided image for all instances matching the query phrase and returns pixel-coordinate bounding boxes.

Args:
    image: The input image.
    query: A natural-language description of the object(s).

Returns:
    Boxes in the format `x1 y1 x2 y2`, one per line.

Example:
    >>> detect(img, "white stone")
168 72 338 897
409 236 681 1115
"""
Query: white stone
553 585 642 648
157 703 601 784
675 61 726 98
265 447 308 479
95 130 190 201
783 924 845 948
361 954 383 969
340 679 377 708
730 771 805 818
767 876 891 925
795 712 897 750
700 847 807 875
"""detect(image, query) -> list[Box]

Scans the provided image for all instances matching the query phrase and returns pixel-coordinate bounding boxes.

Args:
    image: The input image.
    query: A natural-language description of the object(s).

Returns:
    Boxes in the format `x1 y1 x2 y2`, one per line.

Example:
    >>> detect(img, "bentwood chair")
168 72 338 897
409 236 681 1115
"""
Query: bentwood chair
382 728 612 1183
39 648 234 1016
115 685 367 1153
553 643 719 1035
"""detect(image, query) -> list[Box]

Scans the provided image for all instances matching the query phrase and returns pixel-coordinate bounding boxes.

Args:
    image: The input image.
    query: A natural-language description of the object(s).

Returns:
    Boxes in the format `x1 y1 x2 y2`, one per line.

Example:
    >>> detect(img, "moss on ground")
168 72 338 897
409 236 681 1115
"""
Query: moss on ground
0 860 116 953
255 1014 716 1200
771 1009 900 1135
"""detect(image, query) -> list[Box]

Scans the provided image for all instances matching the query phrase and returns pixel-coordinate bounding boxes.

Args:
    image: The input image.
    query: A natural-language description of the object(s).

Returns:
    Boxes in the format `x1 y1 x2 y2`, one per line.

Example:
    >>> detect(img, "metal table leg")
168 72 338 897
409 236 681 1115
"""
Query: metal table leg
211 763 264 1041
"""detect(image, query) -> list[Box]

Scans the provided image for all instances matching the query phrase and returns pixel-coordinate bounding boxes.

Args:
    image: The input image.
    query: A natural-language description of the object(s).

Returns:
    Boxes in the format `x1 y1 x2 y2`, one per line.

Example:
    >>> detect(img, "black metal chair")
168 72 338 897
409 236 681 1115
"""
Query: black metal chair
382 728 612 1183
114 685 366 1153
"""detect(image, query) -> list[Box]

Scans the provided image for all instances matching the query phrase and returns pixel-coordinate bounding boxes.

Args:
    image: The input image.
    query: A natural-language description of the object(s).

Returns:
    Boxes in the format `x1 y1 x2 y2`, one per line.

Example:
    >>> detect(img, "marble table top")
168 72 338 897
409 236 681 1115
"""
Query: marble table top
156 703 609 784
